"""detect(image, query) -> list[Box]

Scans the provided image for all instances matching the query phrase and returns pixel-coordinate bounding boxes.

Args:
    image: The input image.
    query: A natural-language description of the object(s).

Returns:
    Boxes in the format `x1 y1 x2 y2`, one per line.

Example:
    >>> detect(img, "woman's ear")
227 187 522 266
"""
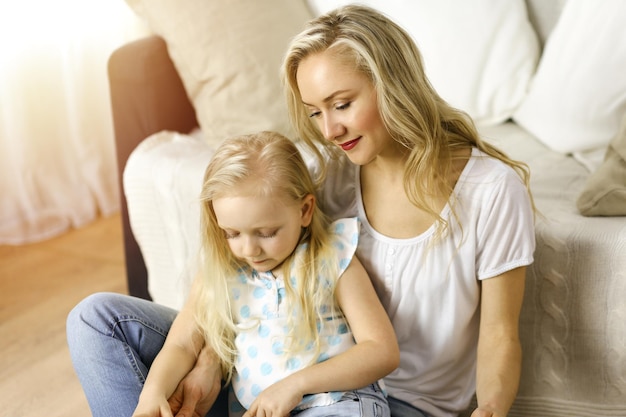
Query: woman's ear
300 194 315 227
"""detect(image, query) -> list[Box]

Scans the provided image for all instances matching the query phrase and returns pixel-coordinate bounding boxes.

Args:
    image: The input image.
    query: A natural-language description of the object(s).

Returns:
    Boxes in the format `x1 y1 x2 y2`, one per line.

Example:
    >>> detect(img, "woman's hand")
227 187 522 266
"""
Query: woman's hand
132 352 222 417
167 346 224 417
132 393 174 417
470 405 504 417
133 370 220 417
242 378 303 417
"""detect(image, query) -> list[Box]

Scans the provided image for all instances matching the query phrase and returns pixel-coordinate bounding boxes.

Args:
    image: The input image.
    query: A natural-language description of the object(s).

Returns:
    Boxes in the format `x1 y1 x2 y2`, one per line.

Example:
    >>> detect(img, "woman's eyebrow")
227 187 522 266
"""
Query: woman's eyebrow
302 90 350 106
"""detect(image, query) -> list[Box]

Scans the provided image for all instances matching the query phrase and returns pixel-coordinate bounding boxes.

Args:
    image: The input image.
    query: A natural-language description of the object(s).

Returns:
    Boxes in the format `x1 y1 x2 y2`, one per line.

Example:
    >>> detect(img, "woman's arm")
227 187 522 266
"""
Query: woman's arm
132 275 217 417
473 266 526 417
243 256 399 417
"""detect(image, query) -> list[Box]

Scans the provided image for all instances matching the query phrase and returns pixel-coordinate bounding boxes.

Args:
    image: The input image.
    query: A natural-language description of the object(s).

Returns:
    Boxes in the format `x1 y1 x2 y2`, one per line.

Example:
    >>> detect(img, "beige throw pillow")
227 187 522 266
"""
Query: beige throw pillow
577 114 626 216
125 0 313 147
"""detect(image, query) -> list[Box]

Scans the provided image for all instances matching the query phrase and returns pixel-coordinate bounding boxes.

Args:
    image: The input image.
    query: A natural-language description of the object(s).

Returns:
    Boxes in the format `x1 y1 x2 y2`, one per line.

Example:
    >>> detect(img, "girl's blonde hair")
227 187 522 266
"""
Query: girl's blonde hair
282 5 534 234
194 131 338 382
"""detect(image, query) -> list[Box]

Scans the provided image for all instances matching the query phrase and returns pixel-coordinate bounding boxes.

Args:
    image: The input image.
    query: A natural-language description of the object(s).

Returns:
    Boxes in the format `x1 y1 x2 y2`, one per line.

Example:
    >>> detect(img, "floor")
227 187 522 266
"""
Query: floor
0 213 127 417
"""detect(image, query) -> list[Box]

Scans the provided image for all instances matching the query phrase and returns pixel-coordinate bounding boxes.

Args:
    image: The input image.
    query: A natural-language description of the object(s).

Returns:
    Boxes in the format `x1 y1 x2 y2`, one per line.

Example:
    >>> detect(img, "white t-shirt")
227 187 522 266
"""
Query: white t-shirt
315 148 536 417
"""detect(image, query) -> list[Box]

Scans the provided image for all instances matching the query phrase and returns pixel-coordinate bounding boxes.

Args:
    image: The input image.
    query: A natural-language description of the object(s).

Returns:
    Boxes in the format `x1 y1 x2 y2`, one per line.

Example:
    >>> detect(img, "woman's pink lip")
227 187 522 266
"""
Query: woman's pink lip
339 137 361 151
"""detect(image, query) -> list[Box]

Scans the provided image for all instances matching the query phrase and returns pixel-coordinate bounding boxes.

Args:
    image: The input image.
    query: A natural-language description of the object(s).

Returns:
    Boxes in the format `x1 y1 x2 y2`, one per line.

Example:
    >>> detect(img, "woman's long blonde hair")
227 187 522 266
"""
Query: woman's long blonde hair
282 5 534 233
194 131 338 382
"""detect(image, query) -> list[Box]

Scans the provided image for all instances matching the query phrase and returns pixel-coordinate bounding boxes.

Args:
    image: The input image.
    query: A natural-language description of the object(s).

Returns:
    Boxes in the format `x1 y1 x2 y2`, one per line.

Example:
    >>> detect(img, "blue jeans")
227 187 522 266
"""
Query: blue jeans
66 292 424 417
293 383 389 417
226 383 389 417
388 396 430 417
66 292 230 417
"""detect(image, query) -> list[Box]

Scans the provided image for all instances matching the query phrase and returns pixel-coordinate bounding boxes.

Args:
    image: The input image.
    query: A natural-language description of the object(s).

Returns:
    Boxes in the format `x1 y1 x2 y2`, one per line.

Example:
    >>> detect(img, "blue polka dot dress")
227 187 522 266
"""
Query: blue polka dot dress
228 217 360 412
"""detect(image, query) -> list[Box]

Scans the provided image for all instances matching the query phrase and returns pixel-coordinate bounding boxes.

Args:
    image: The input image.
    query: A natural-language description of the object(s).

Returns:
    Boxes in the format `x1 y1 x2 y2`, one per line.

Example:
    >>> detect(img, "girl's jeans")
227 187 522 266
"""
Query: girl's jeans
66 292 427 417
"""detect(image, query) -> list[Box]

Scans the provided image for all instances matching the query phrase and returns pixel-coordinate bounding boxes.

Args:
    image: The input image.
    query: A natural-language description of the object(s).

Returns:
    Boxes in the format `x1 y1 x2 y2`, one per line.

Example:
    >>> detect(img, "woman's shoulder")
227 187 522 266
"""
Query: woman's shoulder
454 149 532 217
465 148 526 186
316 156 359 220
458 149 533 223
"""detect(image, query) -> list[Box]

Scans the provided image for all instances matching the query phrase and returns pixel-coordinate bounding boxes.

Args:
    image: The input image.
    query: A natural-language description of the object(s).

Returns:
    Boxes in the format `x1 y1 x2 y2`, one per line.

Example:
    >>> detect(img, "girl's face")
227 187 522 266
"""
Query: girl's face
212 187 314 273
296 50 395 166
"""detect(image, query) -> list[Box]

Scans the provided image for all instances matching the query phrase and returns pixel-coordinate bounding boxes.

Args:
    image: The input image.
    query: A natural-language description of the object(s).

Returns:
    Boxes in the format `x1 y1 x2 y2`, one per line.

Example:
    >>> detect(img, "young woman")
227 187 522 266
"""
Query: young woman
67 5 535 417
280 5 536 417
131 131 398 417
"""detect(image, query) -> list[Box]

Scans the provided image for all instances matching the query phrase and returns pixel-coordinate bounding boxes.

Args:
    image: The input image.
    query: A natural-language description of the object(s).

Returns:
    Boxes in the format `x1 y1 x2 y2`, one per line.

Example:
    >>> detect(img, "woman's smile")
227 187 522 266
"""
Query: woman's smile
339 137 361 151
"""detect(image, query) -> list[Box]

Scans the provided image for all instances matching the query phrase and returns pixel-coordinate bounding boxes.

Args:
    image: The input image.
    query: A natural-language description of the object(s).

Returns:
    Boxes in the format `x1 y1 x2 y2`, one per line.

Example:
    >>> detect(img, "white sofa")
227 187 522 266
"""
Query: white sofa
110 1 626 416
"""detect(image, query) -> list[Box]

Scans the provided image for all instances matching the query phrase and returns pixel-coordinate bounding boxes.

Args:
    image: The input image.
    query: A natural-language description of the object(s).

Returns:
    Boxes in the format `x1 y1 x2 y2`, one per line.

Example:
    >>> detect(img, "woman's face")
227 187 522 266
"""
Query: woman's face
296 50 395 166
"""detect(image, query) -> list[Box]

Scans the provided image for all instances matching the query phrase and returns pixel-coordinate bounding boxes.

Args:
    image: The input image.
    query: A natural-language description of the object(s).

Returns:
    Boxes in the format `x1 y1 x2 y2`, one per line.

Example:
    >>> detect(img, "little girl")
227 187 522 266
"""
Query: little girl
132 131 399 417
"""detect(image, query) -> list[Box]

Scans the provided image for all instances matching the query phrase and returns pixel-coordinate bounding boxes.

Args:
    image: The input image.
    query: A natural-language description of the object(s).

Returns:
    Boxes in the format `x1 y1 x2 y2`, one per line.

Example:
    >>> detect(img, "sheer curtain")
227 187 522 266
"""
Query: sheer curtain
0 0 149 244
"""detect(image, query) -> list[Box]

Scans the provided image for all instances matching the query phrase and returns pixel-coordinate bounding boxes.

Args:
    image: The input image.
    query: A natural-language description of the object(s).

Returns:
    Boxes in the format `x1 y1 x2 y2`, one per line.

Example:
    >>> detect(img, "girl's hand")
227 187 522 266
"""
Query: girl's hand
242 379 303 417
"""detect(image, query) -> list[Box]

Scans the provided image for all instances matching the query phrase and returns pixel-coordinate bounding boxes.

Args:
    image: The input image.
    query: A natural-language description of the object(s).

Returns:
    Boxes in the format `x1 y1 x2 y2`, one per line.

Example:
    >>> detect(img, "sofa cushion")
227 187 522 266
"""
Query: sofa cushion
513 0 626 154
306 0 540 126
124 130 212 308
125 0 313 147
577 114 626 216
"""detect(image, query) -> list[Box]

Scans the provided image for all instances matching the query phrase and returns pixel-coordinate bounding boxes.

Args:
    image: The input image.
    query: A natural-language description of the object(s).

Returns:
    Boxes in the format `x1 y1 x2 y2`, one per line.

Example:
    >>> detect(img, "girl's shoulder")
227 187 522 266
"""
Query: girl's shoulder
327 217 360 275
328 217 359 240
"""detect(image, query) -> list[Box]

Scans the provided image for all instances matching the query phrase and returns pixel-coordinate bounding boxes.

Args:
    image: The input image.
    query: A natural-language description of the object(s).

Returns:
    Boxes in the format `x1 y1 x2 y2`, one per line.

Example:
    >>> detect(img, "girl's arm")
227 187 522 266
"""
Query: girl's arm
243 257 399 417
132 275 218 417
472 266 526 417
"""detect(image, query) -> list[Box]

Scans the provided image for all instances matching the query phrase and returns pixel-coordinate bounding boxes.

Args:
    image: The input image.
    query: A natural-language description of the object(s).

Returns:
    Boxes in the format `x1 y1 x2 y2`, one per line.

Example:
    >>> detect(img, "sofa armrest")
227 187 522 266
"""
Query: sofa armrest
108 35 199 300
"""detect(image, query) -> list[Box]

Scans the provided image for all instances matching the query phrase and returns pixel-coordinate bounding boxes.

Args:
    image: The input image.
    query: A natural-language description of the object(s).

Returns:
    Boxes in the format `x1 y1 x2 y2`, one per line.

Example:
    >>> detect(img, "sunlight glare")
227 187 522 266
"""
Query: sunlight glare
0 0 143 65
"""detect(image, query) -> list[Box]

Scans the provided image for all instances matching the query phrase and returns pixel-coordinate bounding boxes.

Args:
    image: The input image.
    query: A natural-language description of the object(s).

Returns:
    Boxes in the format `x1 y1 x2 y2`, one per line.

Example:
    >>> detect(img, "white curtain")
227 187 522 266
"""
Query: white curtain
0 0 149 244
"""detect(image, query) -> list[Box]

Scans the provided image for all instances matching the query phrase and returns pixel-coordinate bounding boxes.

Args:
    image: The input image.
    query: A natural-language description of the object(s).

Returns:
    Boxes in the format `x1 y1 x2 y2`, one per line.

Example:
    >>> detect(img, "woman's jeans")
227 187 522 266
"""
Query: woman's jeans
67 292 181 417
66 292 428 417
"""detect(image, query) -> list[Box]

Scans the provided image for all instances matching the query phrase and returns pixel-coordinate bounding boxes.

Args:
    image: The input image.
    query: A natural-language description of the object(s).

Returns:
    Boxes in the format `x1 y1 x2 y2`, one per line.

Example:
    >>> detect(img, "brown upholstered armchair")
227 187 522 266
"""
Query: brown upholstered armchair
108 35 198 299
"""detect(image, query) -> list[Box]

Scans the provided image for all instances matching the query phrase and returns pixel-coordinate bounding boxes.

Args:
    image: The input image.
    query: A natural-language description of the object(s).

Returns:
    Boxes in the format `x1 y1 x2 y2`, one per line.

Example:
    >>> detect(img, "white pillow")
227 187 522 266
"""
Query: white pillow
125 0 313 147
306 0 540 126
513 0 626 154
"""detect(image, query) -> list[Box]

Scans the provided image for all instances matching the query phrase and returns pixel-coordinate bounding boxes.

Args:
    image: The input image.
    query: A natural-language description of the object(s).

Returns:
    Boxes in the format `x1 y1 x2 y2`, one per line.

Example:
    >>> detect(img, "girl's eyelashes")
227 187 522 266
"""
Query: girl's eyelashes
222 230 278 239
336 102 350 110
223 230 238 239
